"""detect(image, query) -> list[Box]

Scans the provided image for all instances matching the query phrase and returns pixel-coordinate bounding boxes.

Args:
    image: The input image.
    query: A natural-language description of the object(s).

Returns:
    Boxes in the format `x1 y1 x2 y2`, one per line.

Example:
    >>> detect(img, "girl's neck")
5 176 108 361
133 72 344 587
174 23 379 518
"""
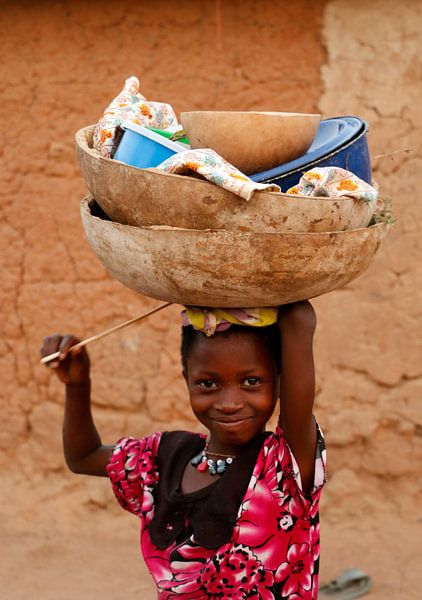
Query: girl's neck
207 428 266 457
207 443 238 457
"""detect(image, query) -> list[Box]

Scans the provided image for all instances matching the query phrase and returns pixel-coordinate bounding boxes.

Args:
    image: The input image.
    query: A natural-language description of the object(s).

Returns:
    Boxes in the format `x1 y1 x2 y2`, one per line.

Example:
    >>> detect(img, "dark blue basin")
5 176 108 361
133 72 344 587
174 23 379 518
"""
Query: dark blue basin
249 117 372 192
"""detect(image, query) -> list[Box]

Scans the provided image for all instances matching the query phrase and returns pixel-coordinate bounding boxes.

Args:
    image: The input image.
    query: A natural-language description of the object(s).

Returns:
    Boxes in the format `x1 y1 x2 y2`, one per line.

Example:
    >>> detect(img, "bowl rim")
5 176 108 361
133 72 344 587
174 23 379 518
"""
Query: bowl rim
180 110 321 118
251 119 369 183
118 120 188 152
82 197 388 239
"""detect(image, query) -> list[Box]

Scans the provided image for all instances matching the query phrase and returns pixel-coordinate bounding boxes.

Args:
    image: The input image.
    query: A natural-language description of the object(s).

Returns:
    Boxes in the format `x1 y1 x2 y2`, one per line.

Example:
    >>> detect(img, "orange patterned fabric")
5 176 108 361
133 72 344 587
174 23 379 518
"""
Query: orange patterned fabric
286 167 377 202
93 76 179 158
158 148 280 200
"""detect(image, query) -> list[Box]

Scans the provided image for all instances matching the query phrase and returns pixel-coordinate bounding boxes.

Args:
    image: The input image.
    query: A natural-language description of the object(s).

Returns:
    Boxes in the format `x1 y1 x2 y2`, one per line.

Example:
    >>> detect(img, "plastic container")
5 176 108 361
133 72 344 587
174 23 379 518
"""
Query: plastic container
250 117 372 191
114 121 188 169
147 126 190 146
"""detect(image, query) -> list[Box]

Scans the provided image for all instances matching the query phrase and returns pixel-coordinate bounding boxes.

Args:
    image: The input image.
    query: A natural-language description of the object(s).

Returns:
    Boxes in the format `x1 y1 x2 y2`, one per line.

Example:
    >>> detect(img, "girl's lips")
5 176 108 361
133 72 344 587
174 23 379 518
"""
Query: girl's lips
211 416 252 425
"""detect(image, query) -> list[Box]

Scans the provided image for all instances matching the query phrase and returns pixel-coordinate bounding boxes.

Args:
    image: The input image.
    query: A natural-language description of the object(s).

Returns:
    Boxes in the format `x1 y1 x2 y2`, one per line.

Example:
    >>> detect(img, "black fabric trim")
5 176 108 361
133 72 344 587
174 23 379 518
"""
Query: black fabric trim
149 430 271 549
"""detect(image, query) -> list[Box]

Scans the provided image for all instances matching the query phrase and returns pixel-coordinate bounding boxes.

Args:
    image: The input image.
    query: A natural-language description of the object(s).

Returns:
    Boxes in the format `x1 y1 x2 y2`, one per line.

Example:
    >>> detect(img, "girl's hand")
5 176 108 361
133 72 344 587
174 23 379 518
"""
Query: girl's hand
40 334 90 385
278 300 316 333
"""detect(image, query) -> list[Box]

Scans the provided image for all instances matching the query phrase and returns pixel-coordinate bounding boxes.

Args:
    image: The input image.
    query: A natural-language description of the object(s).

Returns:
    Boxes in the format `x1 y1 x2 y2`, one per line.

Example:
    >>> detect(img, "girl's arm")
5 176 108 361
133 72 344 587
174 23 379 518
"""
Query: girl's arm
278 300 318 494
40 335 113 477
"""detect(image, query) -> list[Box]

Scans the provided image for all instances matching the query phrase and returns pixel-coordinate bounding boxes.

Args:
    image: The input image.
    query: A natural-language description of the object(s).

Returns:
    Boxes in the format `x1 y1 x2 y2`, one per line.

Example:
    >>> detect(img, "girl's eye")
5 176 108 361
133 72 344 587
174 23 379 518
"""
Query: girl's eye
242 377 262 388
198 379 217 389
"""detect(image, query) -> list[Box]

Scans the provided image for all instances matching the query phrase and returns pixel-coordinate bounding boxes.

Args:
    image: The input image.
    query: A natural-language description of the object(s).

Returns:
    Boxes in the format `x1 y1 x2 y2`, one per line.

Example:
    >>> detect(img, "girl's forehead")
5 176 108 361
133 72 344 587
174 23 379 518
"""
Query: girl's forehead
189 331 274 369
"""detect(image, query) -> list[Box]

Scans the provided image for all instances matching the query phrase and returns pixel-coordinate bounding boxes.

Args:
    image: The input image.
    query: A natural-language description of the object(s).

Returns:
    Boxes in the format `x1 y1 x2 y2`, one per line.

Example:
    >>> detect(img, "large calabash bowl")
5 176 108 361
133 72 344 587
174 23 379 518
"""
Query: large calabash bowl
80 197 389 308
75 126 376 234
180 111 321 174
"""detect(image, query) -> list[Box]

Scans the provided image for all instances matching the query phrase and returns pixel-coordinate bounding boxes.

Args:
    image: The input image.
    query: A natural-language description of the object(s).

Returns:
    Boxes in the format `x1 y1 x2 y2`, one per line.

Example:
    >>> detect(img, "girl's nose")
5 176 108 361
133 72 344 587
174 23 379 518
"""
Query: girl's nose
214 389 244 413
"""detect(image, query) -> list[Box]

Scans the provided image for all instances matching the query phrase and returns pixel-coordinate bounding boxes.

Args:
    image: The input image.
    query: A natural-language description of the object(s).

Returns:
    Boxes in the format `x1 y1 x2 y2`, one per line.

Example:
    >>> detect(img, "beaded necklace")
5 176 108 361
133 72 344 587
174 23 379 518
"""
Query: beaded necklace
191 441 235 475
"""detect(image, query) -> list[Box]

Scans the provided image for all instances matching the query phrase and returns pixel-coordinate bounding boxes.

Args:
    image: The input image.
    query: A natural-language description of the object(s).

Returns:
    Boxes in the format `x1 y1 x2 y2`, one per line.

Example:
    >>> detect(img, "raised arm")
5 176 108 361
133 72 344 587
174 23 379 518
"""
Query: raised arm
278 301 317 494
40 335 113 477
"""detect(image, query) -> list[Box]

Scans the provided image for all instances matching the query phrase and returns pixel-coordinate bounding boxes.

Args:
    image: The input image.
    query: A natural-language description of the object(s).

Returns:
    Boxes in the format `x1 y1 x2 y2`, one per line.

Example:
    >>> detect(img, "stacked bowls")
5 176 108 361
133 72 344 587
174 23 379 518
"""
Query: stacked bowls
76 112 389 308
249 116 372 192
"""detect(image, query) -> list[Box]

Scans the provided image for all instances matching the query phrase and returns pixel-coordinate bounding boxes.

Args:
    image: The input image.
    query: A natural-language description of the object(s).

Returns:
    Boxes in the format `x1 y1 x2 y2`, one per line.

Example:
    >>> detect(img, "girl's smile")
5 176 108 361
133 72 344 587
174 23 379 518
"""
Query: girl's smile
184 330 279 455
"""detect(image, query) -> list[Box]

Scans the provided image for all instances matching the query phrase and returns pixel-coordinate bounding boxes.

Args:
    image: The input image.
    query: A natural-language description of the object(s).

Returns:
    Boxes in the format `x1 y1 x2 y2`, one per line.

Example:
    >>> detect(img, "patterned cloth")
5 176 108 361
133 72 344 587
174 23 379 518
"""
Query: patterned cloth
93 76 179 158
286 167 378 202
182 307 279 337
157 148 281 200
107 420 326 599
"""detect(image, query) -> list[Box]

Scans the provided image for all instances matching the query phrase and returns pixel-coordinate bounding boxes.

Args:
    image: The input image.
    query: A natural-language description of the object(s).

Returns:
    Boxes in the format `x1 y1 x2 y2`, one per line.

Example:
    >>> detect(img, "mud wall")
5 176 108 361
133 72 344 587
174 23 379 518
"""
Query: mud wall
315 2 422 596
0 0 325 487
1 1 421 598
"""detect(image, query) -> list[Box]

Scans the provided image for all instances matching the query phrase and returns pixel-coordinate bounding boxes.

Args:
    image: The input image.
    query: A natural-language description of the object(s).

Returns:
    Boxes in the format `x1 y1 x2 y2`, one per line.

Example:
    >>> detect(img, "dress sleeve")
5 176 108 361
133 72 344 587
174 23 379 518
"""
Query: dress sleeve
106 433 162 516
265 418 326 510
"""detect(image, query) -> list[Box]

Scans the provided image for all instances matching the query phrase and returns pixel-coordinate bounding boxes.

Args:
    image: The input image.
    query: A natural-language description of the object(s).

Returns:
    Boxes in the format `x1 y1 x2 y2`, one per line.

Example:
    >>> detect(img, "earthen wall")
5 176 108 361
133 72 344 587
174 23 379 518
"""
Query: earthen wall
1 1 421 598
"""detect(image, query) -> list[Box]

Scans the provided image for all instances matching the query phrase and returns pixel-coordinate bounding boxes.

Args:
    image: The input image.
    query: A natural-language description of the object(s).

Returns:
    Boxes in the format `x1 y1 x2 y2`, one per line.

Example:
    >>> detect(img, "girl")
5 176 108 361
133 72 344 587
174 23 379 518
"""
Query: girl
40 300 326 599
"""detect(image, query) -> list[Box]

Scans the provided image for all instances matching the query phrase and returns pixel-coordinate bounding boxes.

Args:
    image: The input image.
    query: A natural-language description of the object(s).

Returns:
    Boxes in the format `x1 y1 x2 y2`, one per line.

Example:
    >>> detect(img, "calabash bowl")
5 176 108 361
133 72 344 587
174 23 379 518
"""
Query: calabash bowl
76 126 376 233
80 197 389 308
180 111 321 174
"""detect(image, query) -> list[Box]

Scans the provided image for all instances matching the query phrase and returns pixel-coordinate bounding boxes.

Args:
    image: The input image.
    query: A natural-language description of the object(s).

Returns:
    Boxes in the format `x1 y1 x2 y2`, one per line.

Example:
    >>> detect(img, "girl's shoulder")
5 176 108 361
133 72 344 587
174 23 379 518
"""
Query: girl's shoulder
259 418 326 500
108 429 205 472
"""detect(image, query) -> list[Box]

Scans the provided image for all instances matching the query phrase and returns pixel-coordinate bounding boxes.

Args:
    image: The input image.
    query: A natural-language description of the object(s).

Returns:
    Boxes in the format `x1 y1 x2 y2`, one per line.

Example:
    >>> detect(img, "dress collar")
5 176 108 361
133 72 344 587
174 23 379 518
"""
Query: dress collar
149 430 270 549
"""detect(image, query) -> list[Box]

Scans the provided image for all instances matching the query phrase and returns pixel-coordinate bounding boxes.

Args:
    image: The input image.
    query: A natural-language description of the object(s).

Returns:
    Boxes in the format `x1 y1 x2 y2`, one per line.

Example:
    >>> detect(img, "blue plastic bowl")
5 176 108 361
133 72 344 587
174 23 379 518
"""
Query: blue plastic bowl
114 121 187 169
249 117 371 192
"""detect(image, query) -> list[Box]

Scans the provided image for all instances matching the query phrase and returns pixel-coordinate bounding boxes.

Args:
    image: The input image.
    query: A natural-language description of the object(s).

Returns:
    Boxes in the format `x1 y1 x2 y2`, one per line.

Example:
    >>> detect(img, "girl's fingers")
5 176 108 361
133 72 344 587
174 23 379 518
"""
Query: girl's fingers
40 334 81 370
58 335 79 360
40 334 62 359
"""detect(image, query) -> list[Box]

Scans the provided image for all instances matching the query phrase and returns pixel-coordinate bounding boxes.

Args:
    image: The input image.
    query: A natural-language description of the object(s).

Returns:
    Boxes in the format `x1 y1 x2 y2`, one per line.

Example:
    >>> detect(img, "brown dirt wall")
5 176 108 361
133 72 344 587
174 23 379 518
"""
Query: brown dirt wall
316 1 422 597
0 0 421 598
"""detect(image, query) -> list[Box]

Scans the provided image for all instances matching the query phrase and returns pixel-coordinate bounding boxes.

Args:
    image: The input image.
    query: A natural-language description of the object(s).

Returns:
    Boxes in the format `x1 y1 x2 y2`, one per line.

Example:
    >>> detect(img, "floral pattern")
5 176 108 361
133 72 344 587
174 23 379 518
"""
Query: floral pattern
107 421 326 599
157 148 280 201
286 167 378 203
93 76 179 158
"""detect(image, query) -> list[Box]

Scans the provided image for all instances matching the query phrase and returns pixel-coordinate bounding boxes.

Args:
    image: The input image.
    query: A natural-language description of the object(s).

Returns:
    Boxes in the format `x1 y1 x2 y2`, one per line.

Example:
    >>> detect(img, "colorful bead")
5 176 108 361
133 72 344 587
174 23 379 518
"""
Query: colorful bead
191 452 203 467
197 460 209 473
190 441 235 476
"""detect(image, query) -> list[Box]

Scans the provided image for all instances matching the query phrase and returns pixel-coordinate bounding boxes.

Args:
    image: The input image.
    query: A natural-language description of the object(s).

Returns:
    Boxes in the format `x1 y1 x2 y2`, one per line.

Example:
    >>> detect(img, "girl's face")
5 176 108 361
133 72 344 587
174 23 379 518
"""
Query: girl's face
184 331 279 455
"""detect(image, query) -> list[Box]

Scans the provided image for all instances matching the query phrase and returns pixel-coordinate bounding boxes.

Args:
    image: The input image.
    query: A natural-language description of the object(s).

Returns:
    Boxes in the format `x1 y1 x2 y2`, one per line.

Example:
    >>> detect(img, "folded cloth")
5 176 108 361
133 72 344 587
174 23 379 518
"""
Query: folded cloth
157 148 281 200
93 76 179 158
286 167 378 202
182 307 279 337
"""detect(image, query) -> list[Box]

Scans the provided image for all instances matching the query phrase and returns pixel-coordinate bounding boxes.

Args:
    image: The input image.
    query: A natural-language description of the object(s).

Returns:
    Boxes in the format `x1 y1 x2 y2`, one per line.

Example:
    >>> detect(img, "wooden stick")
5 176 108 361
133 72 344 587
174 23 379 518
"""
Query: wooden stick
40 302 172 364
373 148 412 160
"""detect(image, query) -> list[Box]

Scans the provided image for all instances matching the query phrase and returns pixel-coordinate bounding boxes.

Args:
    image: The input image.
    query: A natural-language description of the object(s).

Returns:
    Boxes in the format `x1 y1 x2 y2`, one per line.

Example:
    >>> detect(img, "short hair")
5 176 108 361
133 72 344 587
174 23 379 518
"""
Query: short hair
181 323 281 374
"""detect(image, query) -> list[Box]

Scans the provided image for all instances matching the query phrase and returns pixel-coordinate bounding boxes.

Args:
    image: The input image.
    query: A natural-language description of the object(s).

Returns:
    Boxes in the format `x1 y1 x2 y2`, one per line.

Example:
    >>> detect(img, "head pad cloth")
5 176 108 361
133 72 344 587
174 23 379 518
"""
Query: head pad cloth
182 307 278 337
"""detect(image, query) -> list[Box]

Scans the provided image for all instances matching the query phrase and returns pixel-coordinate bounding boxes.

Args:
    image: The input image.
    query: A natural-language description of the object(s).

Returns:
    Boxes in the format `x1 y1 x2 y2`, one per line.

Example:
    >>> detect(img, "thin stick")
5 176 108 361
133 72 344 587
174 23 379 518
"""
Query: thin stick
373 148 412 160
40 302 172 364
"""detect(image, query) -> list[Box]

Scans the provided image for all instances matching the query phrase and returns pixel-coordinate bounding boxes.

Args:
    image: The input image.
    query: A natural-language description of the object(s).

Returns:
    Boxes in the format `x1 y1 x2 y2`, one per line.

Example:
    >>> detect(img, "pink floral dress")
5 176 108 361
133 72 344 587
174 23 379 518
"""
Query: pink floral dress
107 421 326 599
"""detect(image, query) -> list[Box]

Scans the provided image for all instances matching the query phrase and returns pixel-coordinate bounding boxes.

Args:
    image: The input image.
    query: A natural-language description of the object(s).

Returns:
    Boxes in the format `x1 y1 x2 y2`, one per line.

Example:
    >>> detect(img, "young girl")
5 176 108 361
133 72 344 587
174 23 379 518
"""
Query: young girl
41 300 326 599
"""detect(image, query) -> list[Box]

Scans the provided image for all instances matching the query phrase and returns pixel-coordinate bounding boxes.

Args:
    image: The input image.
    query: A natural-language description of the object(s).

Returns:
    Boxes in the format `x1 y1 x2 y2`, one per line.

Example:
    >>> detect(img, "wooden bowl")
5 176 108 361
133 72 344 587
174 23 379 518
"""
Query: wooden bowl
180 111 321 174
80 197 389 308
75 126 376 233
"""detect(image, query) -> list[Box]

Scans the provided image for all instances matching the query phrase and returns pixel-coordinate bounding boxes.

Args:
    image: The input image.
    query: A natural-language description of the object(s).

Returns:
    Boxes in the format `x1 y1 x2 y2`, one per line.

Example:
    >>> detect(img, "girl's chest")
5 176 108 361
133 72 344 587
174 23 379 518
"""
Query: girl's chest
179 461 218 494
